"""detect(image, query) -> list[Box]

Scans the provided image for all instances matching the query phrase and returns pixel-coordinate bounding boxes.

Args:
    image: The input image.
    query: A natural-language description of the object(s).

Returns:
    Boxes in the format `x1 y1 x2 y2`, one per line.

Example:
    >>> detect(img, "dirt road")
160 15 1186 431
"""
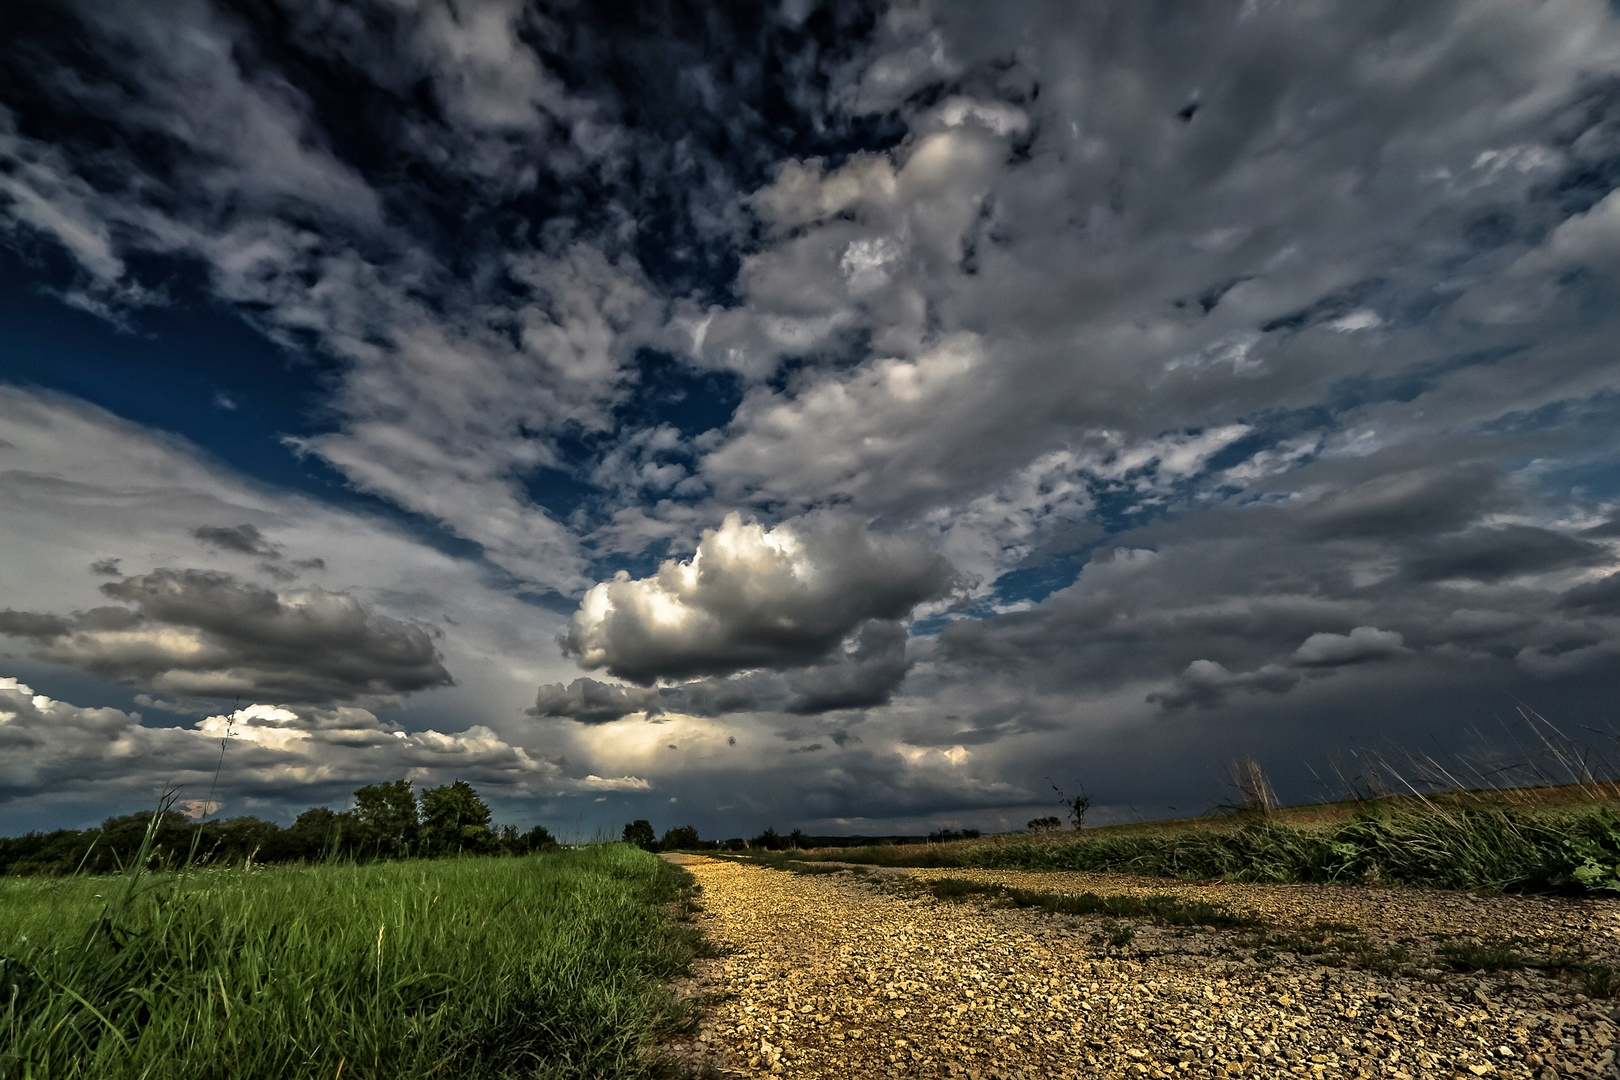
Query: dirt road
661 855 1620 1080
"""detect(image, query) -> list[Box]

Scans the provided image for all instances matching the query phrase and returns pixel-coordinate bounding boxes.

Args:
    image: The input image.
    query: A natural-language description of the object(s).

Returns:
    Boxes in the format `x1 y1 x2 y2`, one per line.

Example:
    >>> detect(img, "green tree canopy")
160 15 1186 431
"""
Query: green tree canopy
419 780 495 856
622 819 656 851
351 779 418 858
660 825 700 850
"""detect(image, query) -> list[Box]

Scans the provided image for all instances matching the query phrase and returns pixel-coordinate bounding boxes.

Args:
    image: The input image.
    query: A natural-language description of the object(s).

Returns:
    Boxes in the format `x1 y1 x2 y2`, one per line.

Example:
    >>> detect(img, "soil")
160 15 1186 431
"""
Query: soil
659 855 1620 1080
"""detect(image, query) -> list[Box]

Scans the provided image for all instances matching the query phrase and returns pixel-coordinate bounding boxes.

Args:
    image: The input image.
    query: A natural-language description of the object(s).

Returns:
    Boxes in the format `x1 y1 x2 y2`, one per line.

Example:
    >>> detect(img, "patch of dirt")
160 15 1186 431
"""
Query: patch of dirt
662 854 1620 1080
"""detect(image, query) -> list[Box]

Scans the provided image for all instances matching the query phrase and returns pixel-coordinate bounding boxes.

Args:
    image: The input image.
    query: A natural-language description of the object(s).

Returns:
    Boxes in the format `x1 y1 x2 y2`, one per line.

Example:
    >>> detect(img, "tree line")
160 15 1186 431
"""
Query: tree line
620 821 982 852
0 779 557 877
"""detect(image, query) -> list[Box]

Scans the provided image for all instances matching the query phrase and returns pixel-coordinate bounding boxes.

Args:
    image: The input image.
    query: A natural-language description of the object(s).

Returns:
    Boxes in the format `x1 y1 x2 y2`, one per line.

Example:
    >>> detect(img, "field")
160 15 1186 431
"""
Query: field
727 787 1620 896
0 841 701 1079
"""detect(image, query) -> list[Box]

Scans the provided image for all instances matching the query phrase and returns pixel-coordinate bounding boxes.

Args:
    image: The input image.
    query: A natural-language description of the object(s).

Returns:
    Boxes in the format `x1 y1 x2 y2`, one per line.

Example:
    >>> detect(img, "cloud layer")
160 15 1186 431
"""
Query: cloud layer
0 677 547 812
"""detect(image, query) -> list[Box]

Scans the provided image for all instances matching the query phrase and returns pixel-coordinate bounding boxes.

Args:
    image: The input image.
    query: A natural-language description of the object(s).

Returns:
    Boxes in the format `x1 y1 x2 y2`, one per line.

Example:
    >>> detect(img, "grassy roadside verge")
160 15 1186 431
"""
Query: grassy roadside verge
726 804 1620 894
1 843 701 1079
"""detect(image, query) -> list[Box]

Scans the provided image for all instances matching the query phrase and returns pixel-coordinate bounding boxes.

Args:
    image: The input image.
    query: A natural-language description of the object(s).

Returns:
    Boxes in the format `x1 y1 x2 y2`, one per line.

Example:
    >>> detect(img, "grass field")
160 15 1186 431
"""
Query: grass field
1 839 701 1079
735 792 1620 895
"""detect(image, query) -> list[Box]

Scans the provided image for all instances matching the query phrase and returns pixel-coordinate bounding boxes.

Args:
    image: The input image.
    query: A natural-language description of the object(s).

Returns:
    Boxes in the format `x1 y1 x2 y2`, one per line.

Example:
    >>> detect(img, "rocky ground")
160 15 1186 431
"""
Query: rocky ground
660 855 1620 1080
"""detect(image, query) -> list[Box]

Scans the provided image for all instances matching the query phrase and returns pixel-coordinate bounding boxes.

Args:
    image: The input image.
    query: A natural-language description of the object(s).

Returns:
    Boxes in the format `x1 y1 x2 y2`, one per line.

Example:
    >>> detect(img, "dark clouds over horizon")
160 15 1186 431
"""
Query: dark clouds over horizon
3 0 1620 836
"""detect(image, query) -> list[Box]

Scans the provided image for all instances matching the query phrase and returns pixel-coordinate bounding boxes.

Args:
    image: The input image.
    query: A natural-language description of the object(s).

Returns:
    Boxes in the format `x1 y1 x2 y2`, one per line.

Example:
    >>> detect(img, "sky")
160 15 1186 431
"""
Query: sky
3 0 1620 839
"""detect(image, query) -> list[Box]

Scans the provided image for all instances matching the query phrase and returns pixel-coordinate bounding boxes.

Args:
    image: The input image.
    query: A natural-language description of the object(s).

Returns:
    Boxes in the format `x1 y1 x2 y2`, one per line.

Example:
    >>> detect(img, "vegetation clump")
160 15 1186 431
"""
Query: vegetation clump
925 876 1255 927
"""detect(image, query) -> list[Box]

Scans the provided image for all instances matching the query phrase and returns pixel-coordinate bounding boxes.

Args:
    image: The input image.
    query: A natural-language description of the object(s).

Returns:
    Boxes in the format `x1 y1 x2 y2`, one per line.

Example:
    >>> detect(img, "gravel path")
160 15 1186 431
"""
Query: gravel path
661 855 1620 1080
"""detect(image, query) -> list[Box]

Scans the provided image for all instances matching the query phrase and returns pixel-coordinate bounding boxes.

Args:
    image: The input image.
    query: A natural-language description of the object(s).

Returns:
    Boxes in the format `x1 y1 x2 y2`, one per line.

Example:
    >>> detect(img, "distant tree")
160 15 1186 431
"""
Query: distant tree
787 828 809 849
661 825 701 850
99 809 193 870
1027 816 1062 832
623 819 657 851
276 806 342 861
420 780 495 856
1050 779 1091 830
352 779 419 857
500 824 558 855
751 826 784 851
195 816 281 867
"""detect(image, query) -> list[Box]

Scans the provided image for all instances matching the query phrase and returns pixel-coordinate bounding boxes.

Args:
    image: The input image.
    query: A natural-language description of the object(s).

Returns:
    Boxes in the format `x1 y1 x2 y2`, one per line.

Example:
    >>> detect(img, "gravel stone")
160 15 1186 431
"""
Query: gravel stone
661 855 1620 1080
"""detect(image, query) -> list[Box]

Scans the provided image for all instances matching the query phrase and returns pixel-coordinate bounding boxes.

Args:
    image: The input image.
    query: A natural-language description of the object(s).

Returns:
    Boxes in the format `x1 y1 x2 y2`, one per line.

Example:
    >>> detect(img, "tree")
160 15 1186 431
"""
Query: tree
1050 779 1091 830
623 819 656 851
352 779 419 857
1027 816 1062 832
787 828 809 849
277 806 342 861
661 825 701 850
751 826 784 851
420 780 495 856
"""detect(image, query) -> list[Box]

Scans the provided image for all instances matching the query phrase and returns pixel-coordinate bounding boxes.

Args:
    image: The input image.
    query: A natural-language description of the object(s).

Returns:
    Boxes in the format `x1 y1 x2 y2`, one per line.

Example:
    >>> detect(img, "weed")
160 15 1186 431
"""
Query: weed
1438 938 1535 972
1578 965 1620 998
1093 920 1137 949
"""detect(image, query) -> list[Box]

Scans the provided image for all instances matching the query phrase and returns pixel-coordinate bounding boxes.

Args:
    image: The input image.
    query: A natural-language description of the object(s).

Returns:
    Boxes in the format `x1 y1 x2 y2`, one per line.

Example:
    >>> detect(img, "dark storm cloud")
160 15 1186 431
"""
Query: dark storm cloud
1559 572 1620 616
1402 525 1608 583
528 677 663 724
0 569 451 702
533 619 916 722
783 619 911 713
928 442 1620 727
1145 660 1302 713
194 523 280 559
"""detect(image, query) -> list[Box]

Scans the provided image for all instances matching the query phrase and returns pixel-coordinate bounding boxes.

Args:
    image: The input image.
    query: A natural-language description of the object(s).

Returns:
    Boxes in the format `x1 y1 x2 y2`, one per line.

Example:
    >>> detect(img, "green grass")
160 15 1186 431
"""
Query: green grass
923 877 1256 928
768 804 1620 895
1 841 701 1079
